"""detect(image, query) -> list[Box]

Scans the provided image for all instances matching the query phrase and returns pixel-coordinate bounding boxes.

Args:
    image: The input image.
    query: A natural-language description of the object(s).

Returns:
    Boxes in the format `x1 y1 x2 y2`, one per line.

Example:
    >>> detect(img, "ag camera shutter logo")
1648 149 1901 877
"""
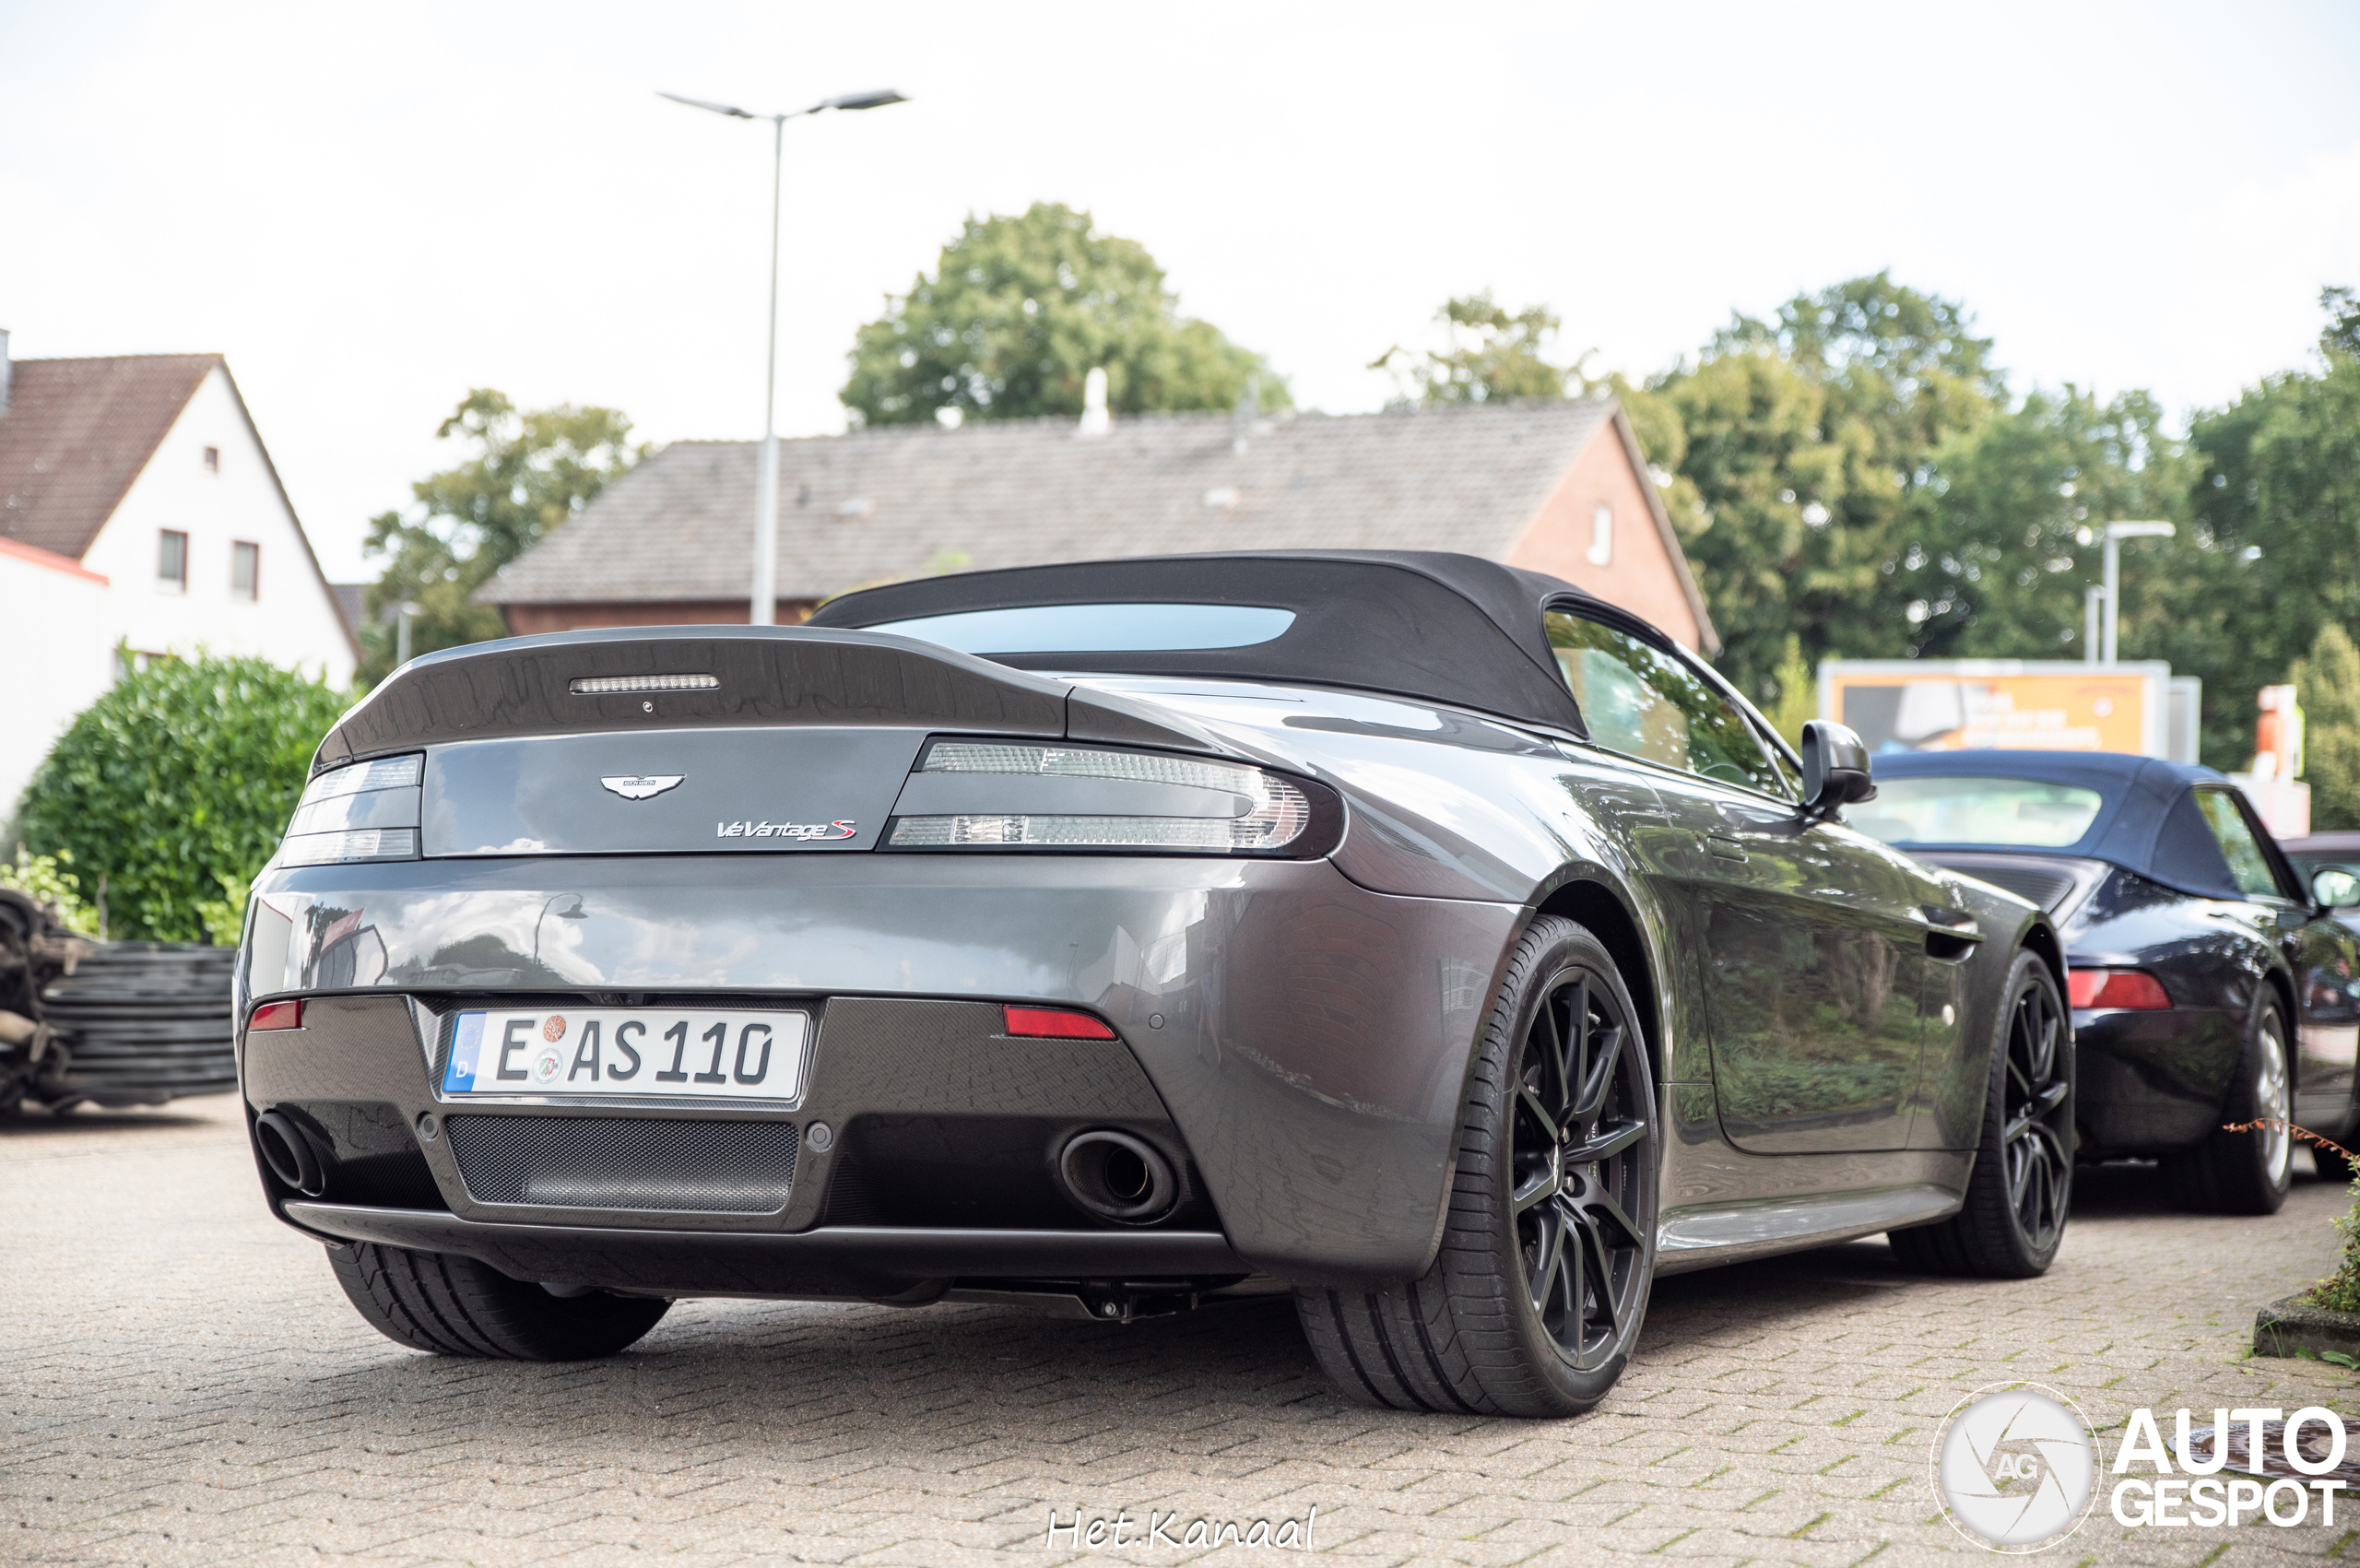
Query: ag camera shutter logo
1931 1383 2099 1552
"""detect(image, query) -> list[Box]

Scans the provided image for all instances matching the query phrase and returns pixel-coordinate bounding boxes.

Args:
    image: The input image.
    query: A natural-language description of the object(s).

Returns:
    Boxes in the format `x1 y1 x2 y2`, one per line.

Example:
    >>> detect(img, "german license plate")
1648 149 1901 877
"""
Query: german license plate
441 1008 809 1102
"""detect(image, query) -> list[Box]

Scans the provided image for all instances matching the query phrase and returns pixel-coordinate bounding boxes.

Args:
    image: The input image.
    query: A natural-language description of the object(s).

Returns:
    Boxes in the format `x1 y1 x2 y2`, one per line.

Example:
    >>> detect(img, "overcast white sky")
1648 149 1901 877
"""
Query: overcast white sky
4 0 2356 584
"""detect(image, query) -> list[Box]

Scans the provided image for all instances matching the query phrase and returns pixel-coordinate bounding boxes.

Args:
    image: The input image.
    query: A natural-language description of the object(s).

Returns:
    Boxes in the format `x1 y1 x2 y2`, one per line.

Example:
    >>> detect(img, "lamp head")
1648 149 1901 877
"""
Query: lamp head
657 90 756 119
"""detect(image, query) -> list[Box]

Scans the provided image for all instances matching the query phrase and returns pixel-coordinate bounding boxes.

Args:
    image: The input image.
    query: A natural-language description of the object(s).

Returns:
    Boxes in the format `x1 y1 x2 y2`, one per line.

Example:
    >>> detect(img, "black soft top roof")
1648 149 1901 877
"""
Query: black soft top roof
1868 749 2296 900
807 551 1600 731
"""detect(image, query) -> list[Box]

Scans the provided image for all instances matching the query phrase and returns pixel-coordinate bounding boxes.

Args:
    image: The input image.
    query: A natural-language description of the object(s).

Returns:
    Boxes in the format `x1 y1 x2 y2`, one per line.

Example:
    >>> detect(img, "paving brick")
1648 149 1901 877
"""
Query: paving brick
4 1095 2355 1566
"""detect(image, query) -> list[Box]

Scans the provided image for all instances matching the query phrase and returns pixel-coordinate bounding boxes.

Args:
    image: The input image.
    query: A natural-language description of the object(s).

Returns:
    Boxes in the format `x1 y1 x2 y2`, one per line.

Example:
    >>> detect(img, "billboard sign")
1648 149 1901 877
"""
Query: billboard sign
1820 660 2176 759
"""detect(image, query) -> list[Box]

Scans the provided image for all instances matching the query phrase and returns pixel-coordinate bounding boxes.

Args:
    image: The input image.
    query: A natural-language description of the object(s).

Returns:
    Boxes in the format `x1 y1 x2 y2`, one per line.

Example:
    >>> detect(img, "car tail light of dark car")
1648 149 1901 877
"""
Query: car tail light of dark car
885 740 1338 856
275 753 424 867
2068 968 2172 1009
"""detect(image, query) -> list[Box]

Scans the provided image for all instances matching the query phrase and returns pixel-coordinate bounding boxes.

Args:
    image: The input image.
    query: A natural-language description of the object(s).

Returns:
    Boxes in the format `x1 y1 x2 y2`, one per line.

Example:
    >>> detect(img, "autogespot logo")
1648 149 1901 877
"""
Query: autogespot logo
1931 1383 2100 1553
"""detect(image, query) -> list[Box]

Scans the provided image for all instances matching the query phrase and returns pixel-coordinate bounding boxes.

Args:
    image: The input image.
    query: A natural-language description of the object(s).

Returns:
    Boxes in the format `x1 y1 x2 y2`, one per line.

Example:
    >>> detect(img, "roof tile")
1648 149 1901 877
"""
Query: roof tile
0 355 219 560
478 399 1621 607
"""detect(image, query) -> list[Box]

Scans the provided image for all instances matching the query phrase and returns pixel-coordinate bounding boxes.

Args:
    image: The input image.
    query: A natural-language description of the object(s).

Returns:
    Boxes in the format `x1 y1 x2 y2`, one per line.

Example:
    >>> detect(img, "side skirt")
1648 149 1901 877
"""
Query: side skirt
1653 1173 1971 1278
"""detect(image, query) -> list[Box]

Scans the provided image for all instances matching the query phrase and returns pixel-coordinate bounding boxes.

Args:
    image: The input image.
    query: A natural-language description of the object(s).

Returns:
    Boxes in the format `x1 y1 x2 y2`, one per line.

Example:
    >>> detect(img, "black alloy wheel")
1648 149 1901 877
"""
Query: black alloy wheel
1511 964 1652 1371
1890 950 2072 1278
1294 915 1658 1417
1999 966 2072 1254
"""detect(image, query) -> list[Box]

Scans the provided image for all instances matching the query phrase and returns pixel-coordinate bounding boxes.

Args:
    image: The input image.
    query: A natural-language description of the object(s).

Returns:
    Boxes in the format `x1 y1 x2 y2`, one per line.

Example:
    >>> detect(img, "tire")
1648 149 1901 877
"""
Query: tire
1293 915 1658 1418
1889 950 2072 1279
326 1241 671 1360
2169 993 2294 1215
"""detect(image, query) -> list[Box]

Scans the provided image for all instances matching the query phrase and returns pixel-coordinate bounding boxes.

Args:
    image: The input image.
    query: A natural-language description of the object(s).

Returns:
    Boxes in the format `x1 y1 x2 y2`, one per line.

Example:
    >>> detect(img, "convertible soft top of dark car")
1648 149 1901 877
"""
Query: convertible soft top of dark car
806 550 1599 734
1868 749 2283 902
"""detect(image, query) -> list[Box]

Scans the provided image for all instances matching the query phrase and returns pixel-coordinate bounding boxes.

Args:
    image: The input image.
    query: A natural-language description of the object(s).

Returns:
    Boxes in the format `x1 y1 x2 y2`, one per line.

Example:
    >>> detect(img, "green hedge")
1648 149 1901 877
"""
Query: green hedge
15 655 348 942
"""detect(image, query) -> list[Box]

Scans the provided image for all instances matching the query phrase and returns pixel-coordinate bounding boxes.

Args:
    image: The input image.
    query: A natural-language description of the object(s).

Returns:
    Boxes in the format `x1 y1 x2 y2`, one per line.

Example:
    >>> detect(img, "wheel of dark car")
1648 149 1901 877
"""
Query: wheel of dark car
1293 915 1658 1417
326 1241 670 1361
1889 950 2072 1278
2170 994 2294 1215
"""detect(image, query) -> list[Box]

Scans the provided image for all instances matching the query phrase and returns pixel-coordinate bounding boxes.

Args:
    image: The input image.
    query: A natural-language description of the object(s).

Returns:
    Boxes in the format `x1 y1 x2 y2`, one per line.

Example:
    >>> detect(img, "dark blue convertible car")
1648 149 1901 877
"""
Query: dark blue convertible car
1854 750 2360 1211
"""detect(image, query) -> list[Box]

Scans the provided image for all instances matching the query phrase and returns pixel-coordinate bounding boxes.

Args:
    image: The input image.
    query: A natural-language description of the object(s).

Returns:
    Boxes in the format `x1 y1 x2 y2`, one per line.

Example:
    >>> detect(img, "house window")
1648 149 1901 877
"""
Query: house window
203 446 220 474
1587 503 1613 567
231 541 260 601
115 648 174 682
159 530 188 592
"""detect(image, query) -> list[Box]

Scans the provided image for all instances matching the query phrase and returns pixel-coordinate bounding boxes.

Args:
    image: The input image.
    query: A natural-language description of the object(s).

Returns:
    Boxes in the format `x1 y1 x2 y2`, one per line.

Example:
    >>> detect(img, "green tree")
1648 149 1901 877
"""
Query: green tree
841 203 1283 427
2295 623 2360 831
1764 635 1816 750
1373 292 1587 405
2323 285 2360 359
1650 273 2005 700
360 391 644 684
1902 386 2193 663
17 655 348 942
2159 290 2360 762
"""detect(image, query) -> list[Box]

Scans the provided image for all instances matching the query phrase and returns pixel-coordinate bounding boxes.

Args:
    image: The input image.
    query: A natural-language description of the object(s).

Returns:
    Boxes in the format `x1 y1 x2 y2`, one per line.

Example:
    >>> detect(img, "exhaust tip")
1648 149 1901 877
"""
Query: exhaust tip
1056 1129 1177 1223
254 1110 326 1197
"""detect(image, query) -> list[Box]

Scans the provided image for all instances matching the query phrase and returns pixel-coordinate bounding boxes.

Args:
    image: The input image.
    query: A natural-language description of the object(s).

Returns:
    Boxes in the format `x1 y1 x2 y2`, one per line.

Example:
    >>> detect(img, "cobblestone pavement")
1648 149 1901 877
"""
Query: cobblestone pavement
4 1094 2354 1568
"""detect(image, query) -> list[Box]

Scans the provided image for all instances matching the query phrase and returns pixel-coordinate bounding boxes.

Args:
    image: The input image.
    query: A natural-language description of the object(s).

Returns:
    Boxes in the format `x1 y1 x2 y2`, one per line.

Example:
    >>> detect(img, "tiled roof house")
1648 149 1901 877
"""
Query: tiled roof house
478 398 1718 654
0 335 357 818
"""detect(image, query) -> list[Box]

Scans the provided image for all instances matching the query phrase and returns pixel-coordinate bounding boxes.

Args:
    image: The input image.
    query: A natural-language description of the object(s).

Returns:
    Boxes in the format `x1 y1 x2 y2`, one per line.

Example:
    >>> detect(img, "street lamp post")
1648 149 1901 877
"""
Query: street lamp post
659 87 908 625
2098 521 2175 665
394 600 420 667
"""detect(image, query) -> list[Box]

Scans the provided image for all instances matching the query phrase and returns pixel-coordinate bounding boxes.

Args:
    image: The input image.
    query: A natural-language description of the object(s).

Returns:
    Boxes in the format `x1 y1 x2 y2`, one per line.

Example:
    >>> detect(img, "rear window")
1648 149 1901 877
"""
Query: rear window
1849 776 2106 849
862 603 1294 654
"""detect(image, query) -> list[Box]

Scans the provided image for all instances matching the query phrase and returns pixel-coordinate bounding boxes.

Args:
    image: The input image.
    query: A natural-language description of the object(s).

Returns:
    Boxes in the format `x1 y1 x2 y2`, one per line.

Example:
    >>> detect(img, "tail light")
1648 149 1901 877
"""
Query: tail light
1004 1006 1118 1040
886 740 1334 855
2068 968 2172 1009
276 754 423 867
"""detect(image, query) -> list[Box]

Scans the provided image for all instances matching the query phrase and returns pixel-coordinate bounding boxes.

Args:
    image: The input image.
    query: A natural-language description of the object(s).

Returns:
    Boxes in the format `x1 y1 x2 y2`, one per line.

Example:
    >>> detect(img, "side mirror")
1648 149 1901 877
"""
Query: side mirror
1800 721 1877 815
2312 867 2360 909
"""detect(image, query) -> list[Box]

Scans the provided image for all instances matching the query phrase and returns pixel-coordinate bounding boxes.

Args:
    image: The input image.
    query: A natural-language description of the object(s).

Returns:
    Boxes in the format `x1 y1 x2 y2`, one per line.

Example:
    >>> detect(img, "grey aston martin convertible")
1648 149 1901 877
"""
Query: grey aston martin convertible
236 551 2064 1416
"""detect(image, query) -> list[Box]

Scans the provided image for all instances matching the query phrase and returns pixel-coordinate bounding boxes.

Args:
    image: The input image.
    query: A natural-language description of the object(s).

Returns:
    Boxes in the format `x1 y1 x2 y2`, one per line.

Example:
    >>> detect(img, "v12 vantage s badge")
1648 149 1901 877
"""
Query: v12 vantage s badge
600 774 685 800
715 819 857 840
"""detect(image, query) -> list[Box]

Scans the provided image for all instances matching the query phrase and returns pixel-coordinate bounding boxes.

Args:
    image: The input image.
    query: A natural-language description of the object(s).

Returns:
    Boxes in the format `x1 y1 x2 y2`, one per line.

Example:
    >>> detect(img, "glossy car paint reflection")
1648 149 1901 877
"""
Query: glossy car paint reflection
246 676 2051 1280
247 855 1514 1279
1866 753 2360 1161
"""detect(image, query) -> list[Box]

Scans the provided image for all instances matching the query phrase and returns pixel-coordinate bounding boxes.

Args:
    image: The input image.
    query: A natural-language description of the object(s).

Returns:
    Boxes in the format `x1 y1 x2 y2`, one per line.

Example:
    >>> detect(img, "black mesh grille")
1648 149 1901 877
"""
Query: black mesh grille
445 1115 797 1213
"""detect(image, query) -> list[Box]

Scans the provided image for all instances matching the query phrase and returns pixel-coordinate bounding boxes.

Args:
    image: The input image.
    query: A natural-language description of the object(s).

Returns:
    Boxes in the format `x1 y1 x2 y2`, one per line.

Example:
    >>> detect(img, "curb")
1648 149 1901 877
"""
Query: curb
2253 1292 2360 1360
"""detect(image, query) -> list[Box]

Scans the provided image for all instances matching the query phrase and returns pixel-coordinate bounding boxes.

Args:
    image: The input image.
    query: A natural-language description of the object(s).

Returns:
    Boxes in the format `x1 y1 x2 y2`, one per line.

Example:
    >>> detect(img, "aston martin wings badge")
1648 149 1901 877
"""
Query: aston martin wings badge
600 775 685 800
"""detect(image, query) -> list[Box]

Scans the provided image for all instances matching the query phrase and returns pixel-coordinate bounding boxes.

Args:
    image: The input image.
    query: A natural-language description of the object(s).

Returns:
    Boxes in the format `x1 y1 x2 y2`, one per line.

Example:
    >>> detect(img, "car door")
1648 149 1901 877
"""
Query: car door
2293 861 2360 1127
2195 788 2360 1127
1543 607 1940 1154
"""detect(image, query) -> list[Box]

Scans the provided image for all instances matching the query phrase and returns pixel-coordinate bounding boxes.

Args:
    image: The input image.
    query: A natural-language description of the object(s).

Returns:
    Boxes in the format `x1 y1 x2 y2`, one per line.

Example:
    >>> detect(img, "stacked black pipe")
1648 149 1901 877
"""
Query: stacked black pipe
38 943 238 1108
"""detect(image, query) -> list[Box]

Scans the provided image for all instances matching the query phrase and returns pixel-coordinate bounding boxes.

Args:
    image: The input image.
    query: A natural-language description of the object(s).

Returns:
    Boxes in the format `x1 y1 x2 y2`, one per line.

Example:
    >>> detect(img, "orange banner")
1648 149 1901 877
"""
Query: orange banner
1824 666 2160 756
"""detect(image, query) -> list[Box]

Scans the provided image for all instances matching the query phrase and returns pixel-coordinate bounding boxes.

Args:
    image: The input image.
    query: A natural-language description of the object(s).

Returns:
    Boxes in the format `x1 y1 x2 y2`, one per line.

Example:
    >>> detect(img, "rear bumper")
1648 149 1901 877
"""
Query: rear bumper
239 854 1520 1283
281 1201 1246 1297
2073 1005 2243 1154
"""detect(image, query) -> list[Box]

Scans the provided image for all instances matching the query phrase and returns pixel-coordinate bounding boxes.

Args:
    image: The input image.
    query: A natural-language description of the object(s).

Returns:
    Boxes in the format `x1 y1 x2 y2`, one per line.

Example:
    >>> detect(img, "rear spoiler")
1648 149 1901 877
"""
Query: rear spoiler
314 626 1227 774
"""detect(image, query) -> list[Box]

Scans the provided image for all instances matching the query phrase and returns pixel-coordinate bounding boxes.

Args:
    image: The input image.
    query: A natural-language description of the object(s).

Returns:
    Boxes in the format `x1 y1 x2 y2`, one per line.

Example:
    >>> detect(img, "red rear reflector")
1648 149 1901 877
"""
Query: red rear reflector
1003 1005 1116 1040
2067 969 2171 1010
249 999 304 1032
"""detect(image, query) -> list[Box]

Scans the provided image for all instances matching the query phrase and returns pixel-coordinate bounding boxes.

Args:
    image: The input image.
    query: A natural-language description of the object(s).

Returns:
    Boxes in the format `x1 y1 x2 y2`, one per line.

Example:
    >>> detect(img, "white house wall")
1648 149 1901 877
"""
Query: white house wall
77 365 357 688
0 547 113 822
